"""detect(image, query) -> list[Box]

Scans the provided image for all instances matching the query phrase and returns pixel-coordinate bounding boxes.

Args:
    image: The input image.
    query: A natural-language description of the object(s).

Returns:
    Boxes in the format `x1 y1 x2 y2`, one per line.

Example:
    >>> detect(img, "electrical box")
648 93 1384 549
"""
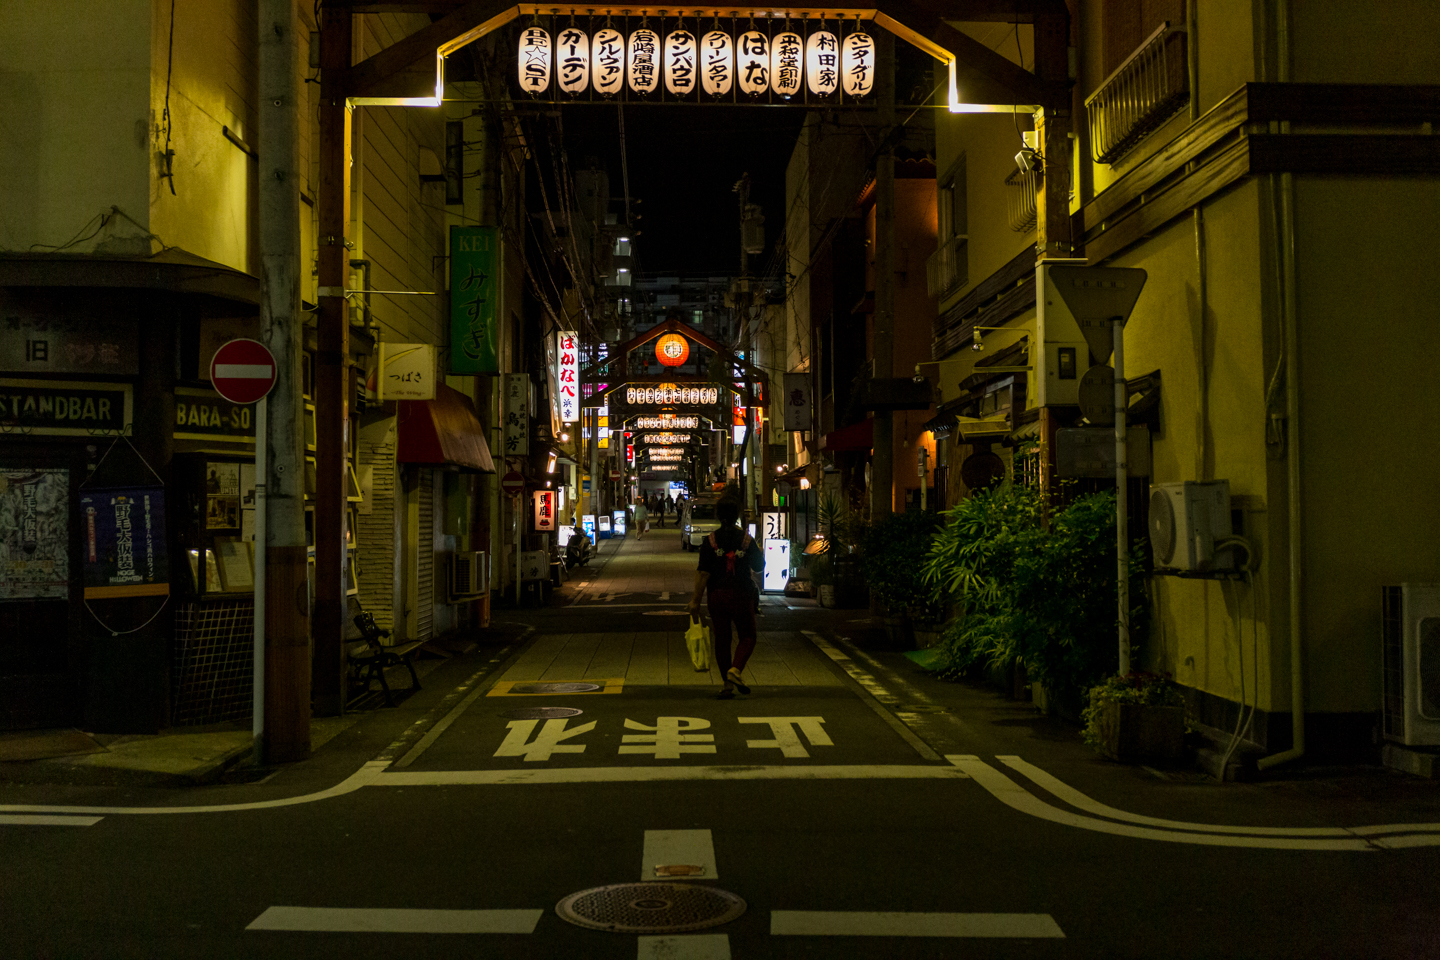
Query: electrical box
1382 584 1440 747
1027 261 1090 409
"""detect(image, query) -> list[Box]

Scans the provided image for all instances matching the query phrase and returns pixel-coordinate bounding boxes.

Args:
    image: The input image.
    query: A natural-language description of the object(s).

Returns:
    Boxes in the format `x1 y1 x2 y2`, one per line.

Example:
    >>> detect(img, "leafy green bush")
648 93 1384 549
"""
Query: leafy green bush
922 484 1149 696
860 510 945 619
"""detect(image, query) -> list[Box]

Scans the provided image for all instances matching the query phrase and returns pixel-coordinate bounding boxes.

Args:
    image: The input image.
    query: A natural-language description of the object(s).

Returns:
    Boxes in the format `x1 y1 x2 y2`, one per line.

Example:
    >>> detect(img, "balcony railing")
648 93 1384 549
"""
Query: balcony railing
1085 22 1190 165
1005 166 1041 233
926 234 968 299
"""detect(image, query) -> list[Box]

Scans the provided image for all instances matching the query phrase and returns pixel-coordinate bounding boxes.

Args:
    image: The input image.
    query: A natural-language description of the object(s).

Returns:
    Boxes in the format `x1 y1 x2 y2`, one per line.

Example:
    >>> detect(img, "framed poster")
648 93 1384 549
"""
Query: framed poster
80 486 169 599
0 468 69 600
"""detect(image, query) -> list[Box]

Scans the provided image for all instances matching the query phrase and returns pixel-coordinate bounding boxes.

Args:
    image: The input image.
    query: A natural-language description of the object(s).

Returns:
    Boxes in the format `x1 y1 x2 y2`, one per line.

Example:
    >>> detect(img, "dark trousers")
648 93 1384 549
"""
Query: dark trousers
707 587 757 676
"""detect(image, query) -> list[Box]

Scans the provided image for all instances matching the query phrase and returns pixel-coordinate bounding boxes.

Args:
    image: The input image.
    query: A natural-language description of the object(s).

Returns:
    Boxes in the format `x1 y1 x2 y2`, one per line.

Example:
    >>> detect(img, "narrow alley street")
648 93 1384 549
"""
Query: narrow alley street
3 524 1440 959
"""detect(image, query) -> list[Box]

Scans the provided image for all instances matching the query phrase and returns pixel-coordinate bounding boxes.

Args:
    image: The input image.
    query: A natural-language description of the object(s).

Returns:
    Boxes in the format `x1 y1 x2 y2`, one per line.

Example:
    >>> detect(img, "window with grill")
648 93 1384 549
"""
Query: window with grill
927 156 968 298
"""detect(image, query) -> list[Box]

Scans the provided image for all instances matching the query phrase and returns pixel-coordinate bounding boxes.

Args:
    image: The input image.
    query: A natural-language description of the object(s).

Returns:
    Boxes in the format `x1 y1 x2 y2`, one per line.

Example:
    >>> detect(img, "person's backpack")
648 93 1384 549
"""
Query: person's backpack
708 531 757 594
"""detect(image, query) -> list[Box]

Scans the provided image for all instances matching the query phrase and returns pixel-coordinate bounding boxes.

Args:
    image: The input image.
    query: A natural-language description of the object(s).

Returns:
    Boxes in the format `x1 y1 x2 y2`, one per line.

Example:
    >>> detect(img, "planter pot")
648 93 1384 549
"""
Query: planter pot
818 584 837 607
1093 700 1185 762
912 623 943 649
881 615 914 649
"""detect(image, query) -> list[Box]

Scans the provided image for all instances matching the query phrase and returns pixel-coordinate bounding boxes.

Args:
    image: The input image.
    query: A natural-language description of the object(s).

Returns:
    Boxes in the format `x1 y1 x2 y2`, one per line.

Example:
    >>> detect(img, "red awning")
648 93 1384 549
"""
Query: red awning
396 384 496 473
821 418 873 452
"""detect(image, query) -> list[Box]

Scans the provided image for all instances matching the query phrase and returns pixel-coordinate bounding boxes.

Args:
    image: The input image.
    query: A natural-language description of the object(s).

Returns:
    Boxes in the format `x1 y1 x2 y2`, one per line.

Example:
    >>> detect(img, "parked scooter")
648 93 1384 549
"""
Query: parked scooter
564 530 593 569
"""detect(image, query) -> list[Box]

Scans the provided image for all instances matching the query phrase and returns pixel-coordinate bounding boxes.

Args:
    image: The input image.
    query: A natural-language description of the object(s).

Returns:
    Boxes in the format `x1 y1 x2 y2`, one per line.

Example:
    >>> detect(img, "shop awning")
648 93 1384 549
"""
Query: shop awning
397 384 496 473
821 418 873 452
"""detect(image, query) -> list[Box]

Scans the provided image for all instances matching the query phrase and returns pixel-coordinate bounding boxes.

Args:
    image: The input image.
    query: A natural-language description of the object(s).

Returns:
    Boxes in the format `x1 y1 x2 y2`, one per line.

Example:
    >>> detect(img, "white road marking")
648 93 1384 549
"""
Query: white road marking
638 934 731 958
377 764 969 786
660 591 671 601
770 911 1064 938
620 717 717 759
643 829 718 880
740 717 833 758
0 814 102 826
246 906 542 934
949 756 1380 850
493 718 597 761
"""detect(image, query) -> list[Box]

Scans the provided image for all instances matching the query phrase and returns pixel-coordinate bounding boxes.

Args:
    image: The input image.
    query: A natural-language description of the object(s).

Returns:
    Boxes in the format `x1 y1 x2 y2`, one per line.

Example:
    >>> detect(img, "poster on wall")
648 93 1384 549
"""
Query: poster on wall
206 462 240 530
0 468 69 600
79 487 169 599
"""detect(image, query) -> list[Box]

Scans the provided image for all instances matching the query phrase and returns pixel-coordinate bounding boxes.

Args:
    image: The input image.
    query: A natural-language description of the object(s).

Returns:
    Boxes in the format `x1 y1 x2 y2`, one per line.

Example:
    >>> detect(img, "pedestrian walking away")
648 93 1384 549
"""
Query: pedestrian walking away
688 499 764 698
633 498 649 540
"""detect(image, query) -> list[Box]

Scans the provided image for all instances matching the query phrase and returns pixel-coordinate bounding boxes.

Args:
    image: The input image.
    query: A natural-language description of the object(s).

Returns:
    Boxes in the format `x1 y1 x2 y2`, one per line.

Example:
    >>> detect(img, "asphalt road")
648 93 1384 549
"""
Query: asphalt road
4 529 1440 958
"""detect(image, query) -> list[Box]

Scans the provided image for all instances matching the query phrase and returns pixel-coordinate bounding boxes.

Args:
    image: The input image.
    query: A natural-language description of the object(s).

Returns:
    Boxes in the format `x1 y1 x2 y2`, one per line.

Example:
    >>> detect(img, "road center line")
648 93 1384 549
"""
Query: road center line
770 911 1065 938
246 906 542 934
643 829 718 879
0 814 103 826
638 934 730 958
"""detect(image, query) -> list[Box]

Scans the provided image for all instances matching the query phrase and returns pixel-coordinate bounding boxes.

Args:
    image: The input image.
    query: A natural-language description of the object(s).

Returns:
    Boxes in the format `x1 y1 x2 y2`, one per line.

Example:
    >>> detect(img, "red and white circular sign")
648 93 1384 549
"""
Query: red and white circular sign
501 471 525 497
209 339 277 404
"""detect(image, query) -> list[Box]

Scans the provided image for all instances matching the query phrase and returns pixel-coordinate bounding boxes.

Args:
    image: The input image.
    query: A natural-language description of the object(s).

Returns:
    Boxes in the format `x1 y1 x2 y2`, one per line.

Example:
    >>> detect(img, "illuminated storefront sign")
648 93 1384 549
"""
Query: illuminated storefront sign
517 26 552 94
532 490 556 531
626 385 719 405
556 330 579 422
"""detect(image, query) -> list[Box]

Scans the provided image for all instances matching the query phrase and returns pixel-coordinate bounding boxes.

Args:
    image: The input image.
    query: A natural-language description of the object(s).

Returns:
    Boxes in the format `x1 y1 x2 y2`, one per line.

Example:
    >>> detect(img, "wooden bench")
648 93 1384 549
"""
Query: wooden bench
346 612 423 707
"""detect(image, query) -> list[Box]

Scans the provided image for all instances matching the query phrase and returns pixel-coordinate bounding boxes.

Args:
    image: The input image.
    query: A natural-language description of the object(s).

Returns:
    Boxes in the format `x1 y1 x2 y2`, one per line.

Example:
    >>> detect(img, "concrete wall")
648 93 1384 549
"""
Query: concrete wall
0 0 153 252
1292 176 1440 714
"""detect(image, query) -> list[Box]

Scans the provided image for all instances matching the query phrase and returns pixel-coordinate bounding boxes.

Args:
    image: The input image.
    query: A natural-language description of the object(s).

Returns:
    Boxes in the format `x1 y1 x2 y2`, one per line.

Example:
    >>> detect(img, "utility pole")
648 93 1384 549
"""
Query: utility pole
257 0 310 762
871 30 896 520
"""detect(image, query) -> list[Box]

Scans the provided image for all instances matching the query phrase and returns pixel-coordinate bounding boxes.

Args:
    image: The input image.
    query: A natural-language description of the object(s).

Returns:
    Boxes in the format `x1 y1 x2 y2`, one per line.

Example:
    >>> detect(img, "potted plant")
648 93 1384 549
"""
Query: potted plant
861 510 944 647
816 493 867 608
1082 672 1187 762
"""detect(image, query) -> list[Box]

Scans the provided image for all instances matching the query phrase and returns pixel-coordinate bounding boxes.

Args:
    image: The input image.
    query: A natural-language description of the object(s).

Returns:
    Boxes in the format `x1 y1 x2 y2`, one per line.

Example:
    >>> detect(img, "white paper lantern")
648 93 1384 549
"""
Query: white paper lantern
591 28 625 96
700 30 733 97
628 28 659 94
555 26 590 93
842 31 876 97
770 30 802 98
664 28 698 96
517 27 551 95
737 31 769 96
806 30 839 96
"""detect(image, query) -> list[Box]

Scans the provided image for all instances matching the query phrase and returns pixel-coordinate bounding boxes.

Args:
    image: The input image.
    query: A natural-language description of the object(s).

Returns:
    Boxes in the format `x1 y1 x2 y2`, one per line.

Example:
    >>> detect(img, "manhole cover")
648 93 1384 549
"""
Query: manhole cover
556 883 746 933
508 682 601 695
500 706 584 720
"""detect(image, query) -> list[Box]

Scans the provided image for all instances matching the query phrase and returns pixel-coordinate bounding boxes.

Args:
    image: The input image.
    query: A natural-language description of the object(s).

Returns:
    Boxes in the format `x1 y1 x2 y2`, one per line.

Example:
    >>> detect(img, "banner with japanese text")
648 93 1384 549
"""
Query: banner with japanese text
783 372 812 431
503 373 529 455
556 330 580 422
80 486 170 599
449 225 500 374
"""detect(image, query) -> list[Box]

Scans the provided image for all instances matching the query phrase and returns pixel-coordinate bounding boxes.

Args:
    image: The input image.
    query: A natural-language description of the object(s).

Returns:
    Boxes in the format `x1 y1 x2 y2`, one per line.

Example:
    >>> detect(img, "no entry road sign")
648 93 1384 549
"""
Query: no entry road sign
501 471 525 498
210 339 277 404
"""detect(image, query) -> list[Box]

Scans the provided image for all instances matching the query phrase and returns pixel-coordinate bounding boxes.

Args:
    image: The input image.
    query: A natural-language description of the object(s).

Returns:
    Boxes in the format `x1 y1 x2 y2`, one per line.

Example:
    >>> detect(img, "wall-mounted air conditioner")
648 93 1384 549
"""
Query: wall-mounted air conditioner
1382 584 1440 747
1148 480 1233 574
450 550 488 600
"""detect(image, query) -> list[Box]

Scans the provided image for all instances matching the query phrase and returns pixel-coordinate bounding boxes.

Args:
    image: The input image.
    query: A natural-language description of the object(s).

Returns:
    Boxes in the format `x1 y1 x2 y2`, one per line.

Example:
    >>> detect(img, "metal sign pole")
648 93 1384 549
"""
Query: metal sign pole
1114 318 1130 676
252 397 267 749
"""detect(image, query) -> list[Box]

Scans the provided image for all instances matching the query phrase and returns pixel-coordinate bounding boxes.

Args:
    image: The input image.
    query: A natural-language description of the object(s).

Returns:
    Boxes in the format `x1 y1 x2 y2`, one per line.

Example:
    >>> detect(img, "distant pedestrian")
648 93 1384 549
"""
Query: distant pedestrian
688 499 764 699
633 498 649 540
655 494 666 527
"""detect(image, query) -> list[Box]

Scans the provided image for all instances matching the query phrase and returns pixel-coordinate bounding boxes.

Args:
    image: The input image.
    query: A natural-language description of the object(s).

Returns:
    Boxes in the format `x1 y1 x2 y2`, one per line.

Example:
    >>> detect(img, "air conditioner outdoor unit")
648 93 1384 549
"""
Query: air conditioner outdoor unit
1148 480 1233 574
1381 583 1440 747
450 550 488 600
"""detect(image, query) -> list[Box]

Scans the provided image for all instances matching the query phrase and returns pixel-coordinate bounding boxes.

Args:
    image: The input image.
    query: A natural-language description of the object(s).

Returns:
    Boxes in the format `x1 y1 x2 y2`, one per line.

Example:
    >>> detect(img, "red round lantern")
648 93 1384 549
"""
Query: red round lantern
655 333 690 367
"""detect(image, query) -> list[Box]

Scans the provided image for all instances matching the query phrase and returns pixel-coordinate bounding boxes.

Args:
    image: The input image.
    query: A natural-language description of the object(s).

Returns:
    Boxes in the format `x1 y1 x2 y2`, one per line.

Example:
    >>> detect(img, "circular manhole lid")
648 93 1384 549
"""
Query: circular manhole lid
508 682 602 695
556 883 746 934
500 706 584 720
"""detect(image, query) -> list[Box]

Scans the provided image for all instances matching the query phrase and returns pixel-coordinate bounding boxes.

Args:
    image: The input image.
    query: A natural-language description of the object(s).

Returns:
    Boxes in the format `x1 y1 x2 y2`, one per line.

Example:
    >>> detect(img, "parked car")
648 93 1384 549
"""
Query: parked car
681 498 722 551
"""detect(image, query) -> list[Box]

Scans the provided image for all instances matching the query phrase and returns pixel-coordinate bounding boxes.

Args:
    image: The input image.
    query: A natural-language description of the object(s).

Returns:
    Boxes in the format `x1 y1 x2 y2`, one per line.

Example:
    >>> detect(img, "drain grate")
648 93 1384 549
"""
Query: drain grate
501 706 584 720
508 682 601 695
555 883 746 933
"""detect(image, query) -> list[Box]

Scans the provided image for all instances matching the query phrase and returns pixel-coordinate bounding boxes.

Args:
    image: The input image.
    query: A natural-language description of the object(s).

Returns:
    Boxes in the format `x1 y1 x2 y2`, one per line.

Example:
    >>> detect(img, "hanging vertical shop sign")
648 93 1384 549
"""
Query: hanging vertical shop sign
80 487 169 599
556 330 580 423
700 29 733 96
450 225 499 374
664 27 698 96
770 29 803 98
783 372 813 431
628 27 659 94
503 373 530 455
517 26 551 94
806 29 840 96
592 27 625 96
532 489 556 532
0 468 69 600
737 30 769 96
556 24 590 94
842 30 875 97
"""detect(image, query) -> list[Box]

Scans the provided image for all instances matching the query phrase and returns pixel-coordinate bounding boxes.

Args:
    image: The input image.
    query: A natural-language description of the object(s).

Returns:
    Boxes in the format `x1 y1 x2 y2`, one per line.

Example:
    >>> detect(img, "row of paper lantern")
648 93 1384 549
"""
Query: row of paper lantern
626 385 721 405
632 415 700 429
518 25 875 99
641 433 692 444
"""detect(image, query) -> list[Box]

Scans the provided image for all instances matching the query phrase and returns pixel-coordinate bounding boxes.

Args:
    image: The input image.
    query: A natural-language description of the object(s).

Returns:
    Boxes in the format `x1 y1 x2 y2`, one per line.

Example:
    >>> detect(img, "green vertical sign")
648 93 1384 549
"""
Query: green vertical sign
450 225 499 373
